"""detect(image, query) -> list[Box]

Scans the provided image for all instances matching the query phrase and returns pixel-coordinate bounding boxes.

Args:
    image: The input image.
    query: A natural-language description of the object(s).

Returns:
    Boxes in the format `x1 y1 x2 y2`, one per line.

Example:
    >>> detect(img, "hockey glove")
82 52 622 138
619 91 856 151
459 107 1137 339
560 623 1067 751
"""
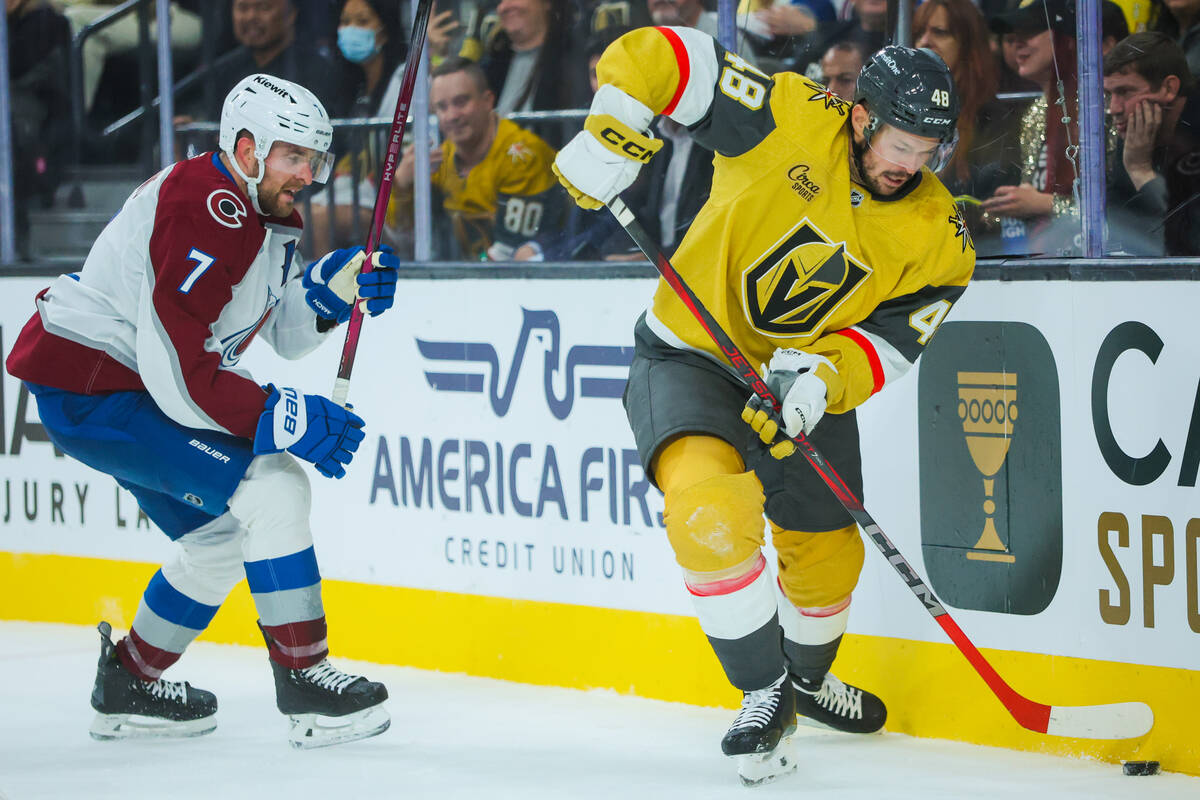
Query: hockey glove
742 349 836 459
304 246 399 323
253 385 366 479
553 84 662 210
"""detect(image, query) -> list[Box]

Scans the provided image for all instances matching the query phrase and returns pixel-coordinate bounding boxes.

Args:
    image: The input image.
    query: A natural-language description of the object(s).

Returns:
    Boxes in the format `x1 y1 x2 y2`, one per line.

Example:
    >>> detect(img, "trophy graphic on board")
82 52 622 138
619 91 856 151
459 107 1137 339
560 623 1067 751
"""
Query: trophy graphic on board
957 371 1017 563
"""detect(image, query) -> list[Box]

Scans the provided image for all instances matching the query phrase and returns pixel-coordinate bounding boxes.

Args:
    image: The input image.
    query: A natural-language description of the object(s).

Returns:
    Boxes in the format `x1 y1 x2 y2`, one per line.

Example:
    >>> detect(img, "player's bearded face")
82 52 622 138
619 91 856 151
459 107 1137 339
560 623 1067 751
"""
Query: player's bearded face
855 124 939 195
253 142 332 216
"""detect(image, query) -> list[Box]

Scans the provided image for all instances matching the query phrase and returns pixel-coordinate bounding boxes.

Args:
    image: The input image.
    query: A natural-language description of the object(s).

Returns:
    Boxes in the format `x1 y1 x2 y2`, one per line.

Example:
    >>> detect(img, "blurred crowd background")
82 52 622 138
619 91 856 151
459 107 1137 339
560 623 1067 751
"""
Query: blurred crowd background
6 0 1199 263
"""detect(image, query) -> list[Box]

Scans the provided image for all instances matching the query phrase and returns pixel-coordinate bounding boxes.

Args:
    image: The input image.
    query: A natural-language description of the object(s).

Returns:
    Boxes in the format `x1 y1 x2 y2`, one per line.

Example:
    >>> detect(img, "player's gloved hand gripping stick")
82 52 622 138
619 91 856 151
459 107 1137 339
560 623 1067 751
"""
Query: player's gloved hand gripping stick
332 0 437 407
605 195 1154 741
254 385 365 479
304 245 399 324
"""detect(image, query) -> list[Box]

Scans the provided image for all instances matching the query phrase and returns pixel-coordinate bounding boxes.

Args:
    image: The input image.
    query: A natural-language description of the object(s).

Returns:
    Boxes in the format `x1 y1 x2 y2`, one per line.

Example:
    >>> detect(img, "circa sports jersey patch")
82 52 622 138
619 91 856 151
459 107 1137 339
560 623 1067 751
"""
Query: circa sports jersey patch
207 189 248 229
949 205 975 253
742 218 872 337
787 164 822 201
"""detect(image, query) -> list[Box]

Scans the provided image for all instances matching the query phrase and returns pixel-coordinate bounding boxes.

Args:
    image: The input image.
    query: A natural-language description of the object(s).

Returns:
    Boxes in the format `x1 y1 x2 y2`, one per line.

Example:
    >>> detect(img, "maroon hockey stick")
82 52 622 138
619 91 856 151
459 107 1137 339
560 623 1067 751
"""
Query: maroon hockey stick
607 196 1153 740
332 0 436 407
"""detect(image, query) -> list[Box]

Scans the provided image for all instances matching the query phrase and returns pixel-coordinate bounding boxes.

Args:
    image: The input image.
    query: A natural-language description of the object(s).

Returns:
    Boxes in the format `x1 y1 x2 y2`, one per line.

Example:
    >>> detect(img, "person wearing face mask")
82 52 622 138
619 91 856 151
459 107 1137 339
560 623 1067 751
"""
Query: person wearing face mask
308 0 410 252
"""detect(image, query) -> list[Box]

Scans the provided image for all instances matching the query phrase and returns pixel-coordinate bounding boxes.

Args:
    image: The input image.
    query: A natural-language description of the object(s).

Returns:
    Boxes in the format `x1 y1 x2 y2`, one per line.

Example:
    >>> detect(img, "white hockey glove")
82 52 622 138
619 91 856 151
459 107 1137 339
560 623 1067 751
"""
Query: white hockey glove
552 84 663 210
742 349 837 459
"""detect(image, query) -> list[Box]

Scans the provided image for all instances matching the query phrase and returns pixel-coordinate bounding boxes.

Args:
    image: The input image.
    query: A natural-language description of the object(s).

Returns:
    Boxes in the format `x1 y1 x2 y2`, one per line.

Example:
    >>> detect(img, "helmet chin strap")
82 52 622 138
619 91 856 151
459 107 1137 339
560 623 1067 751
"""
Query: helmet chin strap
227 150 268 215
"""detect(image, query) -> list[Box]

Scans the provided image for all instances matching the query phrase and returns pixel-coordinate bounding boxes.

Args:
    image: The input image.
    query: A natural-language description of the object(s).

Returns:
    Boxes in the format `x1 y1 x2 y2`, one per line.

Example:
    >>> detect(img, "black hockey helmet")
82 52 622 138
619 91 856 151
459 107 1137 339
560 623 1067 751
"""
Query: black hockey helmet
854 45 960 171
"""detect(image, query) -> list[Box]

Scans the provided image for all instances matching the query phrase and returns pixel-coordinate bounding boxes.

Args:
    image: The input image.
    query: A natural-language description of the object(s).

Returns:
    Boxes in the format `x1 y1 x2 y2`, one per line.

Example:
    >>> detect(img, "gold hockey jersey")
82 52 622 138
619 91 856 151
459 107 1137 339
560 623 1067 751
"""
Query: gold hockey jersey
598 26 975 414
393 116 558 258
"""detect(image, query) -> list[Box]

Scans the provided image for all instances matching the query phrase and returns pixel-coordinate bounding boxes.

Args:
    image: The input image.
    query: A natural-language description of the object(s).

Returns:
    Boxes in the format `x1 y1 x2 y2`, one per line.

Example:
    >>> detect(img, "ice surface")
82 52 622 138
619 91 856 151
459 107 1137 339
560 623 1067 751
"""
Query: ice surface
0 621 1195 800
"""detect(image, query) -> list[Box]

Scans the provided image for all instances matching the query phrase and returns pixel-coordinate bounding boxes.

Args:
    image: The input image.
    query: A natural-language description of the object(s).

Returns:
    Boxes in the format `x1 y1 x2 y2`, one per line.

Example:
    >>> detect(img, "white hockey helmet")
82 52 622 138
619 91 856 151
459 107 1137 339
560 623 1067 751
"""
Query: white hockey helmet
219 74 335 213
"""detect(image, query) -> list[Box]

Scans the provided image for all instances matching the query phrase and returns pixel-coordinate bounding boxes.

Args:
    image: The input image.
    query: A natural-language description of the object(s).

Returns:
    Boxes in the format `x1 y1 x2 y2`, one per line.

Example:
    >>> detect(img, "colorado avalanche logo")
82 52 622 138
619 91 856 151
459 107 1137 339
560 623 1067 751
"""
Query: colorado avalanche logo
208 189 248 229
219 289 279 367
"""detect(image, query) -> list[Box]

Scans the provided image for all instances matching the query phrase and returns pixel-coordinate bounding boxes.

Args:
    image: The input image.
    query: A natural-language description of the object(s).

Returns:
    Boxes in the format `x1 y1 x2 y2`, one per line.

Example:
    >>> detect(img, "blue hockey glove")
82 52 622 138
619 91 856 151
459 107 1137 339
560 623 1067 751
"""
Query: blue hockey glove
253 385 366 479
356 245 398 317
304 246 399 323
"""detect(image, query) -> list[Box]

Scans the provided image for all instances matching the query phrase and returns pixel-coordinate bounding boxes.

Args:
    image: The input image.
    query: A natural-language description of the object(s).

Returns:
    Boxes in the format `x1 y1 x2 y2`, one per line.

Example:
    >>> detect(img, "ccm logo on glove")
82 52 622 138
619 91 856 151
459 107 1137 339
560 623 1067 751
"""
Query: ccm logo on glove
598 126 655 162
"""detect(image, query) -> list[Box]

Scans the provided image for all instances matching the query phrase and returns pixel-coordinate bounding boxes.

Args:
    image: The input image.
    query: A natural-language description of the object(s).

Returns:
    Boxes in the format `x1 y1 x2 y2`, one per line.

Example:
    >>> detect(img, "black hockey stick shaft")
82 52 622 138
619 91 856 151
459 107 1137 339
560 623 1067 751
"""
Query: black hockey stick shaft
606 196 1152 738
333 0 436 406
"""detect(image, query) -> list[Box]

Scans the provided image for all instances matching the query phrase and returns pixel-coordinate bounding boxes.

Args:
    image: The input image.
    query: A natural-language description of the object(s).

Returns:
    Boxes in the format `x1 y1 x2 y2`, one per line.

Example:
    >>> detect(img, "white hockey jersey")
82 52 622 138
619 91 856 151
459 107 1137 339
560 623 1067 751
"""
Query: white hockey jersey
7 152 330 440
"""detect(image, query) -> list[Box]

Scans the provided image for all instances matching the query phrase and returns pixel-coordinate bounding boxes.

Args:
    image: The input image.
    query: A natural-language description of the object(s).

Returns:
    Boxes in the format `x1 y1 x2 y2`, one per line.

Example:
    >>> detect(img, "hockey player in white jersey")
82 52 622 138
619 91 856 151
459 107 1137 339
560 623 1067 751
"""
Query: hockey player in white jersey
6 74 399 749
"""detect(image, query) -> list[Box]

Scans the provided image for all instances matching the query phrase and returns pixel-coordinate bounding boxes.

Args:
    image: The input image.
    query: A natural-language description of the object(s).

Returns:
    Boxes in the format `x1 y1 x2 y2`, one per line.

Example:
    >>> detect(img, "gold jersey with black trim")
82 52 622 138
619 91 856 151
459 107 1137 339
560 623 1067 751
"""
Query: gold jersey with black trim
597 26 976 413
392 116 559 258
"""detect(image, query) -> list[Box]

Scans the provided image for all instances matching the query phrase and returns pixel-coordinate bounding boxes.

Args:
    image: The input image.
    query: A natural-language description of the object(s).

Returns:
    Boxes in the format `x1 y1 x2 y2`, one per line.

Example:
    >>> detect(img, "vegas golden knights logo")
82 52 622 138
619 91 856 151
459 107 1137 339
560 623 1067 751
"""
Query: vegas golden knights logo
918 321 1062 615
742 219 871 337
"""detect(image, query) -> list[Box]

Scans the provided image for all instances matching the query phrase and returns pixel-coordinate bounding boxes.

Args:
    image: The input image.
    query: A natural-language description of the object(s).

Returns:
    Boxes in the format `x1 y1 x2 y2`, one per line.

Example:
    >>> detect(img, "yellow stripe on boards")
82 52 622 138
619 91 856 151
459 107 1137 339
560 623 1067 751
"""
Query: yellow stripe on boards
1 551 1196 775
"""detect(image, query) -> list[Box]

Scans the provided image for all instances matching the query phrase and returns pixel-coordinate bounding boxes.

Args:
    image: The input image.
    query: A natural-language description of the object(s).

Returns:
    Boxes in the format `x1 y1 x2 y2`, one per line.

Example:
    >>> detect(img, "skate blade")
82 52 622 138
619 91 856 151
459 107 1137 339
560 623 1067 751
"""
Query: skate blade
735 736 801 787
287 705 391 750
89 712 216 741
795 714 885 735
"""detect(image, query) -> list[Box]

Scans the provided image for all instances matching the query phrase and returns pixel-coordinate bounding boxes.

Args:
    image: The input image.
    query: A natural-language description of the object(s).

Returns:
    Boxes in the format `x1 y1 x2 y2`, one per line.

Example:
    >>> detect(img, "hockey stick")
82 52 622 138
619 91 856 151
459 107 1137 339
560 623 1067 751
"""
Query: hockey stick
606 196 1154 740
332 0 436 407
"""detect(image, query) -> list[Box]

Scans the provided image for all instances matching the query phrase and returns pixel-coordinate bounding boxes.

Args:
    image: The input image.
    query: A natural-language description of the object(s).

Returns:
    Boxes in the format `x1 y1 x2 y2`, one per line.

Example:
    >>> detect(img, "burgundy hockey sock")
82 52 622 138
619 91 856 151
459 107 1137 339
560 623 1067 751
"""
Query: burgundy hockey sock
116 629 183 681
261 617 329 669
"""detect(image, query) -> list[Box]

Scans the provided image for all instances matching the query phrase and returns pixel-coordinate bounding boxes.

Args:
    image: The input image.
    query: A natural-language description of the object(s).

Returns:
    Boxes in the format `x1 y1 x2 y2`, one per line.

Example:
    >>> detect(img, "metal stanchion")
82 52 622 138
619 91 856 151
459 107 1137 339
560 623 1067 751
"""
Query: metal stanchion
0 8 16 263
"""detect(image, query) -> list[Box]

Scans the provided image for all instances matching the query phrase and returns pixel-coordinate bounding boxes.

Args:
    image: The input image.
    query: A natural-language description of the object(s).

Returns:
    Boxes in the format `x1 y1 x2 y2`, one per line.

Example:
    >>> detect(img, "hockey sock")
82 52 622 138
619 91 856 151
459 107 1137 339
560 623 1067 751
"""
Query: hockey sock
776 581 851 685
117 570 221 681
245 546 328 669
686 553 786 691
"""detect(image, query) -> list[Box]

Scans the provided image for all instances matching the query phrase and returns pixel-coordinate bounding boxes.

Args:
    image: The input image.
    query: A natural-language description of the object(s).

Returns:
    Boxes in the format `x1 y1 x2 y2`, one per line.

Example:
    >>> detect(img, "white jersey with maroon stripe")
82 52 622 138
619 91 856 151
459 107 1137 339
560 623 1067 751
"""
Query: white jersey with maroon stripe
9 152 328 439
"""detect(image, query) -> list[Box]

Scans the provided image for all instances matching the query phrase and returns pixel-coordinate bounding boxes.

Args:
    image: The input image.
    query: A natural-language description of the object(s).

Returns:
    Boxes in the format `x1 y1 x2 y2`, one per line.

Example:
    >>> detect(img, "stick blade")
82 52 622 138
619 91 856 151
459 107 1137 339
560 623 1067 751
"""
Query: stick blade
1044 702 1154 739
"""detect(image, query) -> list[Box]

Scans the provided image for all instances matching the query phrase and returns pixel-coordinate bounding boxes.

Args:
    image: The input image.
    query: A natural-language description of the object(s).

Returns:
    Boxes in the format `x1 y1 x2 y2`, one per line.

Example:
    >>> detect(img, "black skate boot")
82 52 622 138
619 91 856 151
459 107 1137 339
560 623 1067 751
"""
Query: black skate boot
792 672 886 733
260 623 390 749
89 621 217 741
721 674 800 786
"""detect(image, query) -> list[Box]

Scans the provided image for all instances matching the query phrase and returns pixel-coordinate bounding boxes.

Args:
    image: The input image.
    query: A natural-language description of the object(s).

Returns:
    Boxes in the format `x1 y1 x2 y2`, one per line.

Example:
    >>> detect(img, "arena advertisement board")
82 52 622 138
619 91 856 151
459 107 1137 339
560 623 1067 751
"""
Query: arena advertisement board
1 275 1197 672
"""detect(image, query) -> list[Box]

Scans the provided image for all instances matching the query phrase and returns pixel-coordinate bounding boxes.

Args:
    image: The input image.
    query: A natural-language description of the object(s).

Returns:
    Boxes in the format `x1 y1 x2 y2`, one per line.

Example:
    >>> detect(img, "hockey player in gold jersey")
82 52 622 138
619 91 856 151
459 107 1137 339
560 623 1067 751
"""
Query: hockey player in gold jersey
554 26 974 784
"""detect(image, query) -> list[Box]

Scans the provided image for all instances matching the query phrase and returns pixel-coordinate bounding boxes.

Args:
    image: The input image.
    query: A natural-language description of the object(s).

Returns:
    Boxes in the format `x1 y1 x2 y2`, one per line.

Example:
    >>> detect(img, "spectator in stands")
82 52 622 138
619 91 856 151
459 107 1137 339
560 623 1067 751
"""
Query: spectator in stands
748 0 838 42
200 0 348 120
306 0 409 252
57 0 204 113
995 28 1040 93
646 0 716 32
1153 0 1200 76
526 23 631 261
391 57 561 261
426 1 466 62
816 40 863 100
480 0 581 116
785 0 888 78
1102 0 1131 52
913 0 1021 247
1104 32 1200 255
7 0 71 258
982 0 1082 256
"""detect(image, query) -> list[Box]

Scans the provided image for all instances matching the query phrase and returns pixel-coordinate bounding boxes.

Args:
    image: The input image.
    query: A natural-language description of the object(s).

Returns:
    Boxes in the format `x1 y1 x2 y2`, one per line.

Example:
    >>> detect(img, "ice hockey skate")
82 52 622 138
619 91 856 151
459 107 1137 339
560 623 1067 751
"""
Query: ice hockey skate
89 621 217 741
721 674 800 787
261 625 390 749
792 672 887 734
